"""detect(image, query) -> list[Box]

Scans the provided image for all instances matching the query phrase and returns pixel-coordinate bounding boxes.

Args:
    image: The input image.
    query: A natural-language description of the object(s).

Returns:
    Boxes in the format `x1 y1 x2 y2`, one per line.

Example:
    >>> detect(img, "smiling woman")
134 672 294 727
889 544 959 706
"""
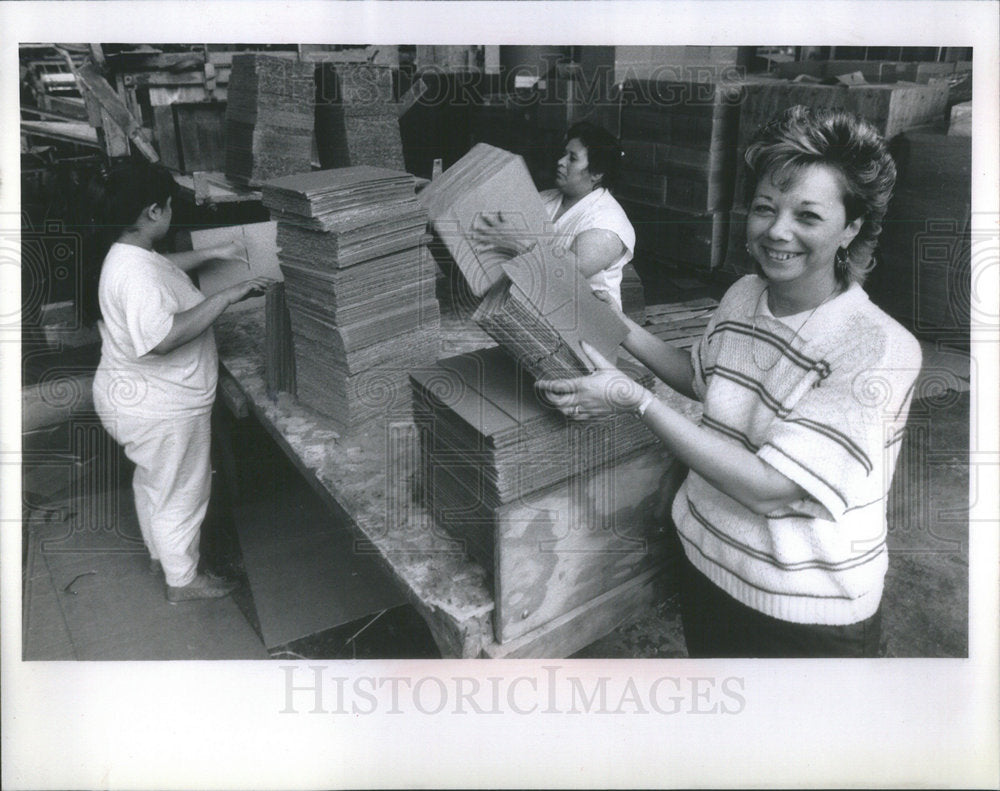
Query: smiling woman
535 106 923 657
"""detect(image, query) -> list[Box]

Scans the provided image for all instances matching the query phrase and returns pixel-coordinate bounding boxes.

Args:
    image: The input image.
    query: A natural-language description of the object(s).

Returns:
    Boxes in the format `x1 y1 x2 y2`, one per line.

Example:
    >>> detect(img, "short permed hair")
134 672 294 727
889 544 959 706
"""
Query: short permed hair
744 105 898 286
565 121 624 190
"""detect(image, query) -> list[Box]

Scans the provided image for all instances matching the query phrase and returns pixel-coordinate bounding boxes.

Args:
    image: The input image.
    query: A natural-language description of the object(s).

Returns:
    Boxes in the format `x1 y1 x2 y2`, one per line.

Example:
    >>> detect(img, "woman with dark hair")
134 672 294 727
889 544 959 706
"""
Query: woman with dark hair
537 106 922 657
91 159 273 603
477 121 635 307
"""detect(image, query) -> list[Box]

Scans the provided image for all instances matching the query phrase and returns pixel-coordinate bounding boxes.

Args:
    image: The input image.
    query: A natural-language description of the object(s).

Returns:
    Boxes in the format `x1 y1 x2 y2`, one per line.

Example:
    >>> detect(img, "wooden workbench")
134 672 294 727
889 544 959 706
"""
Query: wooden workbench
214 305 700 658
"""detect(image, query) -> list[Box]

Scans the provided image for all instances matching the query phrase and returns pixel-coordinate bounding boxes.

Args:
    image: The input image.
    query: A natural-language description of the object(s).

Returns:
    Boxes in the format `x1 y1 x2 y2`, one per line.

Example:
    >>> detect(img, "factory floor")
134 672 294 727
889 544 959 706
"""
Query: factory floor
21 340 970 660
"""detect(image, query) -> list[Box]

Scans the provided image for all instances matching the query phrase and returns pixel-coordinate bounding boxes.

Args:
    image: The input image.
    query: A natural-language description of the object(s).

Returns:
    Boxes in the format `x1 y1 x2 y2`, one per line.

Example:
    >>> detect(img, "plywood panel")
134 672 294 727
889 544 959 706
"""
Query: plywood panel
495 448 679 643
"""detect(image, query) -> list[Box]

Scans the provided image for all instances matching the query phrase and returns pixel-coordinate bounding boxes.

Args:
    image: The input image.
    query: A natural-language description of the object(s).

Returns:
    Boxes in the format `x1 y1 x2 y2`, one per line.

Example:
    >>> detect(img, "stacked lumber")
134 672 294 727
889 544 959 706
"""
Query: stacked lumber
262 166 441 432
618 79 743 273
314 62 405 171
410 346 659 571
224 53 316 186
471 243 629 381
643 297 718 351
418 142 554 298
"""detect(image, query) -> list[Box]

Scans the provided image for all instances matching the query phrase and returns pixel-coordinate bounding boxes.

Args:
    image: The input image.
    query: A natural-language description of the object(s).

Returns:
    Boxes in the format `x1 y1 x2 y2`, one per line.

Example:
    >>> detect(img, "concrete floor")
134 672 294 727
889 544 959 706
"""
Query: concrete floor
21 341 970 660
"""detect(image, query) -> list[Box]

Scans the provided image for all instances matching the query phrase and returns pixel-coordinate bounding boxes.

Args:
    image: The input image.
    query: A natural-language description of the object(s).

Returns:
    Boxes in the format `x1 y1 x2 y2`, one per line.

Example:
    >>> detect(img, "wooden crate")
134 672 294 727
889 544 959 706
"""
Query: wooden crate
425 444 679 644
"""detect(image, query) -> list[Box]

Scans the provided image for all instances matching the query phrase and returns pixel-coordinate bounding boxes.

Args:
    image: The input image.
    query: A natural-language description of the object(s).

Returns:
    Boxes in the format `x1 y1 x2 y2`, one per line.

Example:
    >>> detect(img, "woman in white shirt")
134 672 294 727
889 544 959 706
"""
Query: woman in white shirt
478 121 636 307
92 161 272 603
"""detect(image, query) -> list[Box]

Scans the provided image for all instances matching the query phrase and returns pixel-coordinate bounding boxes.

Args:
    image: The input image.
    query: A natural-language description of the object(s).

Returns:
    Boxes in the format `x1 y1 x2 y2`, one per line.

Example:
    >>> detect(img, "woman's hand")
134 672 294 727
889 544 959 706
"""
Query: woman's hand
221 276 275 305
469 211 537 258
536 341 652 420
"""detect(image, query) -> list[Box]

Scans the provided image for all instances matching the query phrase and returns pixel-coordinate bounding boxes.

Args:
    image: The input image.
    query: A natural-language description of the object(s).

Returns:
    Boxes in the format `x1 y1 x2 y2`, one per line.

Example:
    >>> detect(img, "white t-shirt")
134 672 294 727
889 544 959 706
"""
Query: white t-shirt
540 187 635 308
94 242 217 418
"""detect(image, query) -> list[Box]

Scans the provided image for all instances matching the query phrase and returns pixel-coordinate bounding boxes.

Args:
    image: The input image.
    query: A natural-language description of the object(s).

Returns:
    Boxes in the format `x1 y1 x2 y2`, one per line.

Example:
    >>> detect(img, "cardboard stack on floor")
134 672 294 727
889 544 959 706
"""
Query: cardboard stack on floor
412 144 657 571
314 62 406 171
224 53 316 186
262 166 439 433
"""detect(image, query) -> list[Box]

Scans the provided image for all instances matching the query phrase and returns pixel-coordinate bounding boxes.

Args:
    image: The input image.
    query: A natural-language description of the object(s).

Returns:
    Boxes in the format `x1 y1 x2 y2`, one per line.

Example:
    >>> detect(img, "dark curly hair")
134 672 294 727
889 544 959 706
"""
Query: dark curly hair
744 105 897 286
565 121 624 191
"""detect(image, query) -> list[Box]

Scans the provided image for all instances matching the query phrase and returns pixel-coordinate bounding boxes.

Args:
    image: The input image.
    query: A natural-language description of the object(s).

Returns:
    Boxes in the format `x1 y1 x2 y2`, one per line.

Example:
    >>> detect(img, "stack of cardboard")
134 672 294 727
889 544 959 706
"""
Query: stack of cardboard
262 166 440 432
471 243 629 381
410 346 659 570
418 142 554 298
314 62 405 171
618 79 744 272
224 53 316 186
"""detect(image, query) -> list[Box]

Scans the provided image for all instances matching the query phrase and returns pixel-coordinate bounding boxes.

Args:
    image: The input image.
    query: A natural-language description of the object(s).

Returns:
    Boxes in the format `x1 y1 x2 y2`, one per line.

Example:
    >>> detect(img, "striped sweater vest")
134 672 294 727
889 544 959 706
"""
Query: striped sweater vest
673 275 923 625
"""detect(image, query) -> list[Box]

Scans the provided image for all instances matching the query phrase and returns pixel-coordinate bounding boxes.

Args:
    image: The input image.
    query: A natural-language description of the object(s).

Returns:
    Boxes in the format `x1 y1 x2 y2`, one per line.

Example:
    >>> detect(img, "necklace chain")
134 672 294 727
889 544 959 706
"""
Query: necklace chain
751 284 840 371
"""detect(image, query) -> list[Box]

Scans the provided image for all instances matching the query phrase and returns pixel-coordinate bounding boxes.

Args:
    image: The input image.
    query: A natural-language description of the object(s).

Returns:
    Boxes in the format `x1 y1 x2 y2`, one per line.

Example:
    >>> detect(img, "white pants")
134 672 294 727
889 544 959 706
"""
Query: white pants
95 406 212 587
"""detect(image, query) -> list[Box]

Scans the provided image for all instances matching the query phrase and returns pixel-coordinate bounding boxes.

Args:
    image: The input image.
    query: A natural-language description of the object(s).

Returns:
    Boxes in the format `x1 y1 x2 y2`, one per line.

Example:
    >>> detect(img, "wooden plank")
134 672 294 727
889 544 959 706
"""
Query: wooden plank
152 105 182 170
172 171 262 206
495 449 679 643
482 566 667 658
148 85 229 106
218 372 250 419
20 121 100 148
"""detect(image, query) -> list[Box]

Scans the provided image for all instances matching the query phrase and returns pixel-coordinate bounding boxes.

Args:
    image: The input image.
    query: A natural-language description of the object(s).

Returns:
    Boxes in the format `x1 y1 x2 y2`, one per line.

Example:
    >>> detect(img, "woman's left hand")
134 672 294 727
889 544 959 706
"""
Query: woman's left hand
469 211 537 258
536 341 649 420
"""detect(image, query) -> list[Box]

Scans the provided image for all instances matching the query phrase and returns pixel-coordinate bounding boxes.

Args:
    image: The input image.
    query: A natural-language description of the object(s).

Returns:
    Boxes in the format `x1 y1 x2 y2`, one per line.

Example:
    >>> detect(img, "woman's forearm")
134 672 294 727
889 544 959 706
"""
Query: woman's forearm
639 397 806 514
622 320 698 400
149 292 231 354
149 276 272 355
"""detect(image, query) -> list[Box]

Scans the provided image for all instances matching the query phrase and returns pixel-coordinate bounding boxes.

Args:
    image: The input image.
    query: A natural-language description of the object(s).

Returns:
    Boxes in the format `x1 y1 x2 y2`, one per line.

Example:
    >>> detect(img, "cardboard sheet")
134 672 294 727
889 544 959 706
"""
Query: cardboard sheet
233 465 404 649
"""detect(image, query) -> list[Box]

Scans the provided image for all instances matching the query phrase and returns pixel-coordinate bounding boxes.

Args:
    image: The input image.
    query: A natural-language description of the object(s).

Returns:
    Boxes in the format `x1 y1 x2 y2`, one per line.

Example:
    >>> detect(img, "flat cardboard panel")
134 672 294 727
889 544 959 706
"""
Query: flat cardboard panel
500 243 630 369
234 463 404 648
420 143 554 297
178 221 280 312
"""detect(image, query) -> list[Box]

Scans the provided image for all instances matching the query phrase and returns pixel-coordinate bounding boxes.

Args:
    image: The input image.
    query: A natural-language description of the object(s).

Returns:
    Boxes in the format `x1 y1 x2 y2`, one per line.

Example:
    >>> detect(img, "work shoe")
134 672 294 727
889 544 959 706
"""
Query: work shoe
166 572 237 604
